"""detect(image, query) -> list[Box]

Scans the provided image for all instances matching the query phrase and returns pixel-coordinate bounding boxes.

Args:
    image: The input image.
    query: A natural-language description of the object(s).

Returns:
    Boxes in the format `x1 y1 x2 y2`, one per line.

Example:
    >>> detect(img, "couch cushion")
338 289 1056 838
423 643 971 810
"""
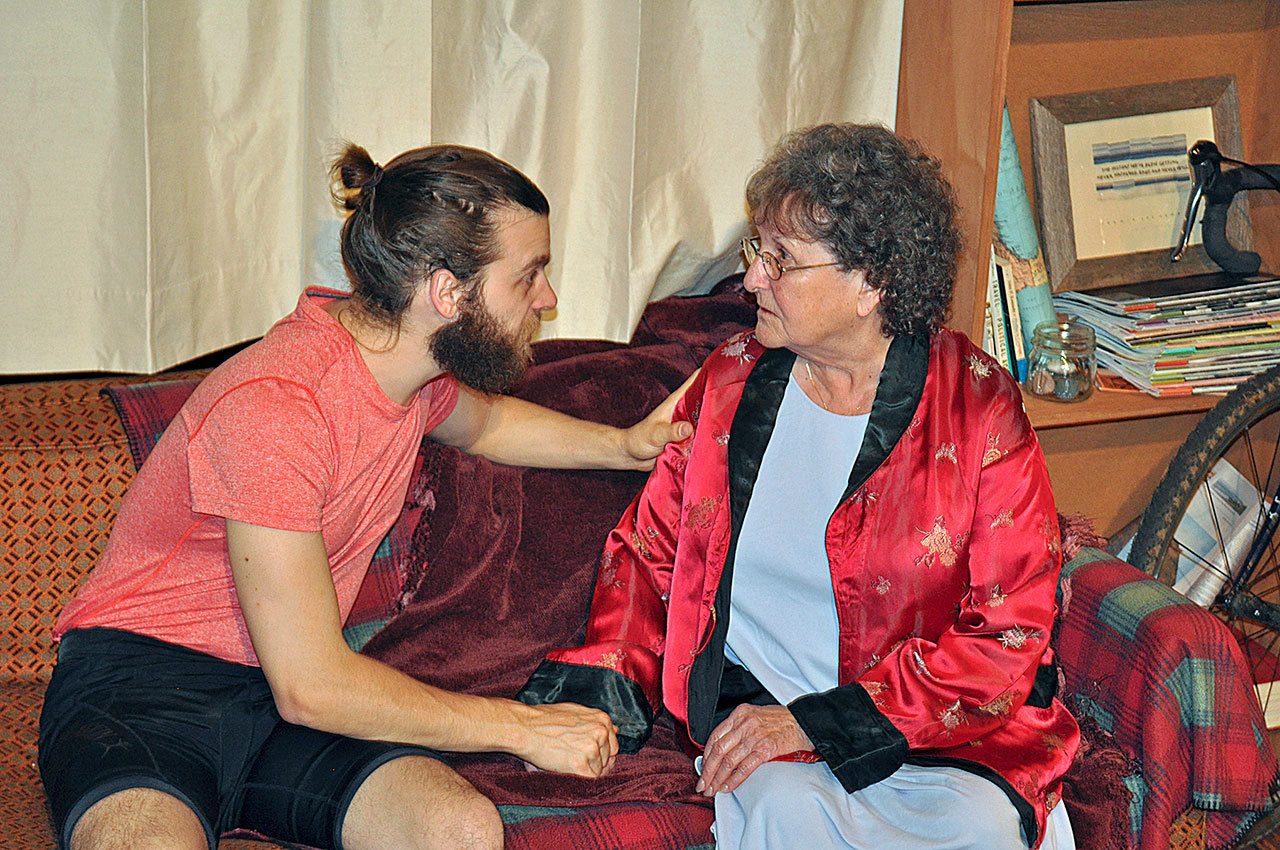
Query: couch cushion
0 679 52 849
0 376 181 683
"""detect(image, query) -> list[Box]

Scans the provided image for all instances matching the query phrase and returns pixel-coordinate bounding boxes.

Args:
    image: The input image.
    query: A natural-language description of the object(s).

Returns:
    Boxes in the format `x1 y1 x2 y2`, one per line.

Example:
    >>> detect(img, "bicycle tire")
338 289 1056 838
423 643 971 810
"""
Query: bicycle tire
1130 364 1280 583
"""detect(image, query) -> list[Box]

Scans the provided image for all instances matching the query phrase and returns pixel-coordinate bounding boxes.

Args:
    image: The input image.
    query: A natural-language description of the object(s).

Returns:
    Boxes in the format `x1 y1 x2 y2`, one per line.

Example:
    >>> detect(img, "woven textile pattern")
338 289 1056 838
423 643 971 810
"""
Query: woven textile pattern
0 377 173 682
0 680 49 848
503 802 714 849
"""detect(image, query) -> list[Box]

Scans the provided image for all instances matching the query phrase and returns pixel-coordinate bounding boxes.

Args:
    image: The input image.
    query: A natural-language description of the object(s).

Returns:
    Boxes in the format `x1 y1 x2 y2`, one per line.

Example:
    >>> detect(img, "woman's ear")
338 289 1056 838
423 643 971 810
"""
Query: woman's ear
854 271 882 319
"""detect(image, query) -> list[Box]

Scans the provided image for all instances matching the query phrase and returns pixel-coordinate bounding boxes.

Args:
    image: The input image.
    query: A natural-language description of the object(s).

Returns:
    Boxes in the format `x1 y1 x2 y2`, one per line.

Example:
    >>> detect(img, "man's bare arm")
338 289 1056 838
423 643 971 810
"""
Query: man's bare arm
226 519 617 777
431 370 698 470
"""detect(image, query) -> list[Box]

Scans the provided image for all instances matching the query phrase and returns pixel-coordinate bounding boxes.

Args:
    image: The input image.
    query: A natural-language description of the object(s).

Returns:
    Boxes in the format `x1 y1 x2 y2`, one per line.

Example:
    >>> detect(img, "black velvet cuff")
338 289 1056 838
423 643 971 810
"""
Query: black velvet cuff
788 682 908 793
1027 662 1058 709
516 660 655 754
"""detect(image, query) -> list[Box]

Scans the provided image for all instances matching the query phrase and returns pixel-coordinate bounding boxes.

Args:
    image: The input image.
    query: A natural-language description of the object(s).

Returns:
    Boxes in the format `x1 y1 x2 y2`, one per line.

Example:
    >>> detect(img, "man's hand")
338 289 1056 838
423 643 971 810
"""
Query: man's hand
512 702 620 778
620 369 700 470
696 704 814 796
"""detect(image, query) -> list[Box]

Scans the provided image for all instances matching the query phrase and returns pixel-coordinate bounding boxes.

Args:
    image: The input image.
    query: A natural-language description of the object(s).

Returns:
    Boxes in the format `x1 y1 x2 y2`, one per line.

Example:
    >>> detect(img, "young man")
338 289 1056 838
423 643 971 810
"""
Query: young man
38 143 692 850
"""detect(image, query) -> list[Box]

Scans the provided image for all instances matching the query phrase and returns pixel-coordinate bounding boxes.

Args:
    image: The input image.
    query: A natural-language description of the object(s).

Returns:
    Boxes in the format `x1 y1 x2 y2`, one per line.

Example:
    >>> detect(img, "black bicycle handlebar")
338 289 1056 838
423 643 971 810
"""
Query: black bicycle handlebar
1171 140 1280 275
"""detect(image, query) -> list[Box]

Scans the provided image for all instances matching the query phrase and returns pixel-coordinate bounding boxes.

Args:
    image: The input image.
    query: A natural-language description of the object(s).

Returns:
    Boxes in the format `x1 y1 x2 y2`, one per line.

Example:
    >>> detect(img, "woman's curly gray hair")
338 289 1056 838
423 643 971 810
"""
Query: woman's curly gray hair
745 123 962 338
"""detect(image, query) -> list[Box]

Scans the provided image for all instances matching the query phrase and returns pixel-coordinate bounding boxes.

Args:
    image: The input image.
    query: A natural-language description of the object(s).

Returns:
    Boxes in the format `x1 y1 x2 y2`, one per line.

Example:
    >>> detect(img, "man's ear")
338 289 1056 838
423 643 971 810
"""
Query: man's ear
426 268 466 321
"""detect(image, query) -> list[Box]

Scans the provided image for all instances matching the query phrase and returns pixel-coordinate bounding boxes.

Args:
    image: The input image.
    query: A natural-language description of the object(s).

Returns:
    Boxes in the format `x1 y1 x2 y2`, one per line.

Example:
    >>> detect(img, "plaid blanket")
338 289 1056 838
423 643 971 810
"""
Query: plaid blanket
502 803 713 850
1056 548 1279 849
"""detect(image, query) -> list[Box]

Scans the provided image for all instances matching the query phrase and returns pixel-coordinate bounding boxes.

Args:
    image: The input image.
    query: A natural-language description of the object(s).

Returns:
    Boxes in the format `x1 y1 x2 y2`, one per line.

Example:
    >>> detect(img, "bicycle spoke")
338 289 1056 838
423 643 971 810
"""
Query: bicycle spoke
1247 620 1280 682
1251 559 1280 590
1225 610 1280 688
1170 528 1233 582
1246 421 1280 503
1244 425 1280 580
1237 621 1271 645
1204 484 1231 572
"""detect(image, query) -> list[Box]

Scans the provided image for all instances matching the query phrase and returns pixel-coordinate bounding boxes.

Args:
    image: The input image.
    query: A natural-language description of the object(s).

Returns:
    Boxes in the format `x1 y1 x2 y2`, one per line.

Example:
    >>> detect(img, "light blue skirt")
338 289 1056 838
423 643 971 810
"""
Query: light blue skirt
704 760 1075 850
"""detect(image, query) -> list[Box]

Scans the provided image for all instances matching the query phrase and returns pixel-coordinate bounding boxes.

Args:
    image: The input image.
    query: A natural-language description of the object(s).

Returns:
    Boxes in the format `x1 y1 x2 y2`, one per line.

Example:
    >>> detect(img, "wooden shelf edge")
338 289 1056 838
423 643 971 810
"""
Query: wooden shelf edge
1024 387 1221 429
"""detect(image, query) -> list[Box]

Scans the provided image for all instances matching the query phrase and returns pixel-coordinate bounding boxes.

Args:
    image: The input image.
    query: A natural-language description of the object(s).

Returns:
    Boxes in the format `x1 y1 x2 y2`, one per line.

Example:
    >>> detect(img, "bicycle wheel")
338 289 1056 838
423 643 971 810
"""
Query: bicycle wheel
1130 363 1280 726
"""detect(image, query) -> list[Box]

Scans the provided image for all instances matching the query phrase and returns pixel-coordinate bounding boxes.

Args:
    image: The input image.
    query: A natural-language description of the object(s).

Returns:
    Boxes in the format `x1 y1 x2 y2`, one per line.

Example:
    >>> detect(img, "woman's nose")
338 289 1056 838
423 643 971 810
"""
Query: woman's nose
742 259 770 293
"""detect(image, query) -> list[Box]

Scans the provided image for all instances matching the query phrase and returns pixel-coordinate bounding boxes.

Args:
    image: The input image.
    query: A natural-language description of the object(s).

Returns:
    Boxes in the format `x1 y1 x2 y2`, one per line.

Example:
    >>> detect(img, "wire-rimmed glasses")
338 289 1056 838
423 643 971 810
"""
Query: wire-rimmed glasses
740 237 839 281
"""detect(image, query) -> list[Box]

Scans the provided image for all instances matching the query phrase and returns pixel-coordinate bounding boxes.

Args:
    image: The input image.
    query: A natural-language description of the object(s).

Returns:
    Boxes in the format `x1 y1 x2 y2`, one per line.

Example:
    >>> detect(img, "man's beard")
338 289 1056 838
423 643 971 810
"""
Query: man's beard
429 295 538 394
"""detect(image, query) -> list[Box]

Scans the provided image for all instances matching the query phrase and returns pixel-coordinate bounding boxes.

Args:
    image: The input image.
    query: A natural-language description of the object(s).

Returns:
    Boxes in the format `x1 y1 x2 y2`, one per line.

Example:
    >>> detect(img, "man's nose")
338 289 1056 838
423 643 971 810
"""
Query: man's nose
534 276 558 312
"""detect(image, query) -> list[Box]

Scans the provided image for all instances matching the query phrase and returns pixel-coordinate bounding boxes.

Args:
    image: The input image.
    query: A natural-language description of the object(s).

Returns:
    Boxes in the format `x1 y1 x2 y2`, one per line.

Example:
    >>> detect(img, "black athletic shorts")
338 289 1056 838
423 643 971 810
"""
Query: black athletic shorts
38 627 440 850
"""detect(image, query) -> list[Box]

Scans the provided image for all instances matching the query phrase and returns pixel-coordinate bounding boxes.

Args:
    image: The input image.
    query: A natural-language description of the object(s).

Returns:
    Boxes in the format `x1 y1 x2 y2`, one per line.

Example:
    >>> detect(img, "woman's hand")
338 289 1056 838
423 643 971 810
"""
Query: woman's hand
696 704 814 796
619 369 700 469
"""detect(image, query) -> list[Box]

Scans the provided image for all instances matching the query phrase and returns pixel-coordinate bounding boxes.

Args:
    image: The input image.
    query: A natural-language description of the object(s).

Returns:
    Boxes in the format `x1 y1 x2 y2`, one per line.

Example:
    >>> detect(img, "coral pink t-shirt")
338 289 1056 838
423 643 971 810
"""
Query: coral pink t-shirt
55 289 459 666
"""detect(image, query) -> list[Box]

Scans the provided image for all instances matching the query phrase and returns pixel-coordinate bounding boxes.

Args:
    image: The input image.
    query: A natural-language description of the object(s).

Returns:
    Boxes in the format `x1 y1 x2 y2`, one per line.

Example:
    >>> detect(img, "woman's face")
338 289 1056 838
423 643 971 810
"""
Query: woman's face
743 223 880 356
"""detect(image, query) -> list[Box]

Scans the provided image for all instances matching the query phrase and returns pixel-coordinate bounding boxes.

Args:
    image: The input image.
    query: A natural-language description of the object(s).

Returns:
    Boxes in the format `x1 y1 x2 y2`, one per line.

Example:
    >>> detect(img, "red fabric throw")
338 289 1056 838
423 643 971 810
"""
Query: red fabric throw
361 285 758 808
505 802 715 850
1059 716 1135 850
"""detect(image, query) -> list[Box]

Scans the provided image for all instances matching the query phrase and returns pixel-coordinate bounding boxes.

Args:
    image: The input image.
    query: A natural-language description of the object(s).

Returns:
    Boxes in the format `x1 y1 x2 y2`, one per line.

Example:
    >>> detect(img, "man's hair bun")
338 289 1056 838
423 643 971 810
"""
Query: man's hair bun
331 143 382 211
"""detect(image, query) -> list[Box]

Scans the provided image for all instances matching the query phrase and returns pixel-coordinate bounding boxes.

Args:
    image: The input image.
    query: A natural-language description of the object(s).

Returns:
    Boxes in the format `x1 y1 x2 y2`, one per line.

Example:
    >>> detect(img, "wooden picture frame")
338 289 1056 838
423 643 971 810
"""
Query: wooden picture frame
1029 76 1250 292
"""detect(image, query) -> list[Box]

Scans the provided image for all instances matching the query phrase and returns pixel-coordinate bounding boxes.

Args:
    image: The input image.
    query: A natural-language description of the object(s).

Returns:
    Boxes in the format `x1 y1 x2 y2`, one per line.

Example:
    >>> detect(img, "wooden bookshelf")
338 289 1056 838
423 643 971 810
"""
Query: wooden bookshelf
896 0 1279 533
1024 387 1219 429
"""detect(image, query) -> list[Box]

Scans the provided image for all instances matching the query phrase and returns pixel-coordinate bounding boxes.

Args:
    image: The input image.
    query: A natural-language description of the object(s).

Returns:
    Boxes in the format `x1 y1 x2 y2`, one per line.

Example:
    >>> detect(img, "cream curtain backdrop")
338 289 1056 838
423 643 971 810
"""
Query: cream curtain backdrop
0 1 902 375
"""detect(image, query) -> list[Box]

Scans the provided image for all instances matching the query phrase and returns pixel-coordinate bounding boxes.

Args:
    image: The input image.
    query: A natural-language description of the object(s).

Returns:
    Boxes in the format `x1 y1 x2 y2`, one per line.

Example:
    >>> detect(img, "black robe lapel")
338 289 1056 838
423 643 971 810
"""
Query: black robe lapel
685 336 929 743
842 334 930 500
686 346 794 743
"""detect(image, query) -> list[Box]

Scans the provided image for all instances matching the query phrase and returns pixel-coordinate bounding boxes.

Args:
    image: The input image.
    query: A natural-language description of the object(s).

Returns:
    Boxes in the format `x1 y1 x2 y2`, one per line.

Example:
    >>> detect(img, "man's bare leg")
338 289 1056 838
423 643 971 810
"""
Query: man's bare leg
69 787 207 850
341 755 503 850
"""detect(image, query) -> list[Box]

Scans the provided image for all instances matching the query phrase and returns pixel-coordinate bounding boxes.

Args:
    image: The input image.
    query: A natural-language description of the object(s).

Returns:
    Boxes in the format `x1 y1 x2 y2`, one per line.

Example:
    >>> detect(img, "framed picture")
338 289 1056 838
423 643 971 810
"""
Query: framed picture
1029 76 1250 292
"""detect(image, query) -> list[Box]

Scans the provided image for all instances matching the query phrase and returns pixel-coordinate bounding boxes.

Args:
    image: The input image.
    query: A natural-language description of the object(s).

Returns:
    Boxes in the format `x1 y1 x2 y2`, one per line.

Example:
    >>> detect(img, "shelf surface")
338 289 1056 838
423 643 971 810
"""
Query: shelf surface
1024 387 1221 429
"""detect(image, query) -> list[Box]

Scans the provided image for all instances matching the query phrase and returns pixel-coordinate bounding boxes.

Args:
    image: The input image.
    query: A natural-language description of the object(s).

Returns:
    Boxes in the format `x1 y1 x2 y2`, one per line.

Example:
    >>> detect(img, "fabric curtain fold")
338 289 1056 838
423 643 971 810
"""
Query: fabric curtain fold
1 0 901 374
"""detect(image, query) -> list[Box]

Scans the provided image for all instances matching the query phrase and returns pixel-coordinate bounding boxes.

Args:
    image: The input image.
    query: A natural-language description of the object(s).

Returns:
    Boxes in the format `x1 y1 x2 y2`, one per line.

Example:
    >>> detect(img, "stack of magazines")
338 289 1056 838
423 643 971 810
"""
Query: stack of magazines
1054 272 1280 396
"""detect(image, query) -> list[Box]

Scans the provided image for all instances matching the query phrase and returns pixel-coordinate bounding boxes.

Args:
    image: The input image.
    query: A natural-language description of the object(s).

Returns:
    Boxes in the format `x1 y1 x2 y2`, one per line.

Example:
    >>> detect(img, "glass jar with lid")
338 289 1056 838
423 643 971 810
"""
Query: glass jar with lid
1024 320 1096 403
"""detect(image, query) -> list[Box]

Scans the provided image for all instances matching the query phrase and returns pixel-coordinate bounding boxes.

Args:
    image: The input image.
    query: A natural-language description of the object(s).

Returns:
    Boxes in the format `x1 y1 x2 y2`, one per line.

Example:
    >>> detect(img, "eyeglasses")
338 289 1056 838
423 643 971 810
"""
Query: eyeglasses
741 237 839 281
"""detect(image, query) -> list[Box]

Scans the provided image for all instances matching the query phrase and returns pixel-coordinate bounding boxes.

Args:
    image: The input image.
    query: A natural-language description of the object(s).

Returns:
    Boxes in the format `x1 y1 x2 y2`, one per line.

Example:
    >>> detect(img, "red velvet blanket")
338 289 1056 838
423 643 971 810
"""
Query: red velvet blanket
361 285 757 809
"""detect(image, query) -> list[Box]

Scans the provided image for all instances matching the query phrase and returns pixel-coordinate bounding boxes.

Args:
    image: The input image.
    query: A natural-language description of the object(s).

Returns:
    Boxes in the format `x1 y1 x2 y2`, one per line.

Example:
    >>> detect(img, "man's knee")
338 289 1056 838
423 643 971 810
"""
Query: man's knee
344 755 503 850
69 787 207 850
396 774 502 850
436 790 503 850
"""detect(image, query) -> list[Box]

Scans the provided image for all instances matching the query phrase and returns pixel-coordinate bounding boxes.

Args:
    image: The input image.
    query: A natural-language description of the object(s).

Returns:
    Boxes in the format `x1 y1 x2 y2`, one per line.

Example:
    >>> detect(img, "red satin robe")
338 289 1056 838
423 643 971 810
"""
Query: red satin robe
520 328 1080 848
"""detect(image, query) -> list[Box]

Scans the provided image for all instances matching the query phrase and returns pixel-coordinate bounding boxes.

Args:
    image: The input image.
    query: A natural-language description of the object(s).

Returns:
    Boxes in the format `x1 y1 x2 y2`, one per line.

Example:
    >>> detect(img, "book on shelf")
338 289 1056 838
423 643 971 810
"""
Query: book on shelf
1054 271 1280 396
982 246 1031 381
984 246 1013 374
995 253 1028 381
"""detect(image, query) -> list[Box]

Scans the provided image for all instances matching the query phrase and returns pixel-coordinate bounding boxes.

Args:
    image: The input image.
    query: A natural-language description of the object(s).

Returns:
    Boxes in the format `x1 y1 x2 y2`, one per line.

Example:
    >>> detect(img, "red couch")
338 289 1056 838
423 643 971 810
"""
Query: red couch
3 284 1276 849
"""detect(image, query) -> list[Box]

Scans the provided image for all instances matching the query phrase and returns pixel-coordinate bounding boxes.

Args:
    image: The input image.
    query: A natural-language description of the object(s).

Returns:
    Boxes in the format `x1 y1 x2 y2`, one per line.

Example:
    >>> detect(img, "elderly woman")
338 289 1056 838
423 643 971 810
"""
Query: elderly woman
519 124 1078 849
